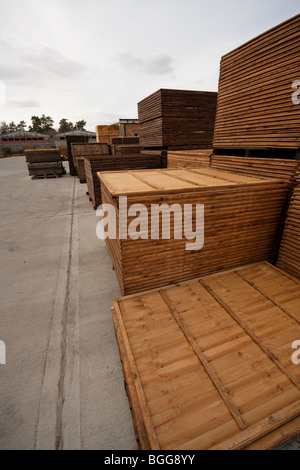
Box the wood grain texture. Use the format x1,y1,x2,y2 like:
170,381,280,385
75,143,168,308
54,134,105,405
99,168,288,294
138,89,217,148
213,15,300,150
112,262,300,449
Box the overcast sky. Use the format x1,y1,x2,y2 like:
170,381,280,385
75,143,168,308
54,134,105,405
0,0,299,131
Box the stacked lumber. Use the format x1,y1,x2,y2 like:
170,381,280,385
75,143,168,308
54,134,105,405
85,153,164,209
71,143,110,168
138,89,217,148
168,149,213,168
111,137,140,145
210,155,300,184
99,167,288,294
96,124,119,144
213,15,300,150
277,172,300,278
76,158,86,183
25,149,61,163
141,149,167,168
112,261,300,450
111,144,142,156
57,146,68,158
25,149,65,179
66,135,89,175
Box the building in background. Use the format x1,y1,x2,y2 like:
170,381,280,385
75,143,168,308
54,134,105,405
0,131,50,153
53,130,97,147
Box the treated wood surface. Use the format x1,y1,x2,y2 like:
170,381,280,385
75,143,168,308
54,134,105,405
25,149,61,163
277,184,300,278
66,135,89,175
138,89,217,148
85,153,164,209
213,15,300,150
112,261,300,450
99,168,288,294
167,149,213,168
210,155,300,184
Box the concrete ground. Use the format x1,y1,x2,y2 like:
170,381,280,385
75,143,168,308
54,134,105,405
0,156,137,450
0,156,299,450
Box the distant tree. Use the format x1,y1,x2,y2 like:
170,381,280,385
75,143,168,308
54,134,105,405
29,115,55,134
8,121,17,132
58,118,74,133
16,120,27,131
74,120,86,131
0,121,9,134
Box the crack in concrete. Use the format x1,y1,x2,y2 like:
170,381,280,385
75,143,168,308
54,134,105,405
55,178,76,450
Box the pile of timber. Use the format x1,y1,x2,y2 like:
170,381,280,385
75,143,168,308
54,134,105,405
168,149,213,168
111,137,140,145
57,146,68,159
76,159,86,183
213,14,300,151
66,135,89,175
141,149,167,168
112,261,300,450
96,124,119,144
25,149,65,179
86,153,164,209
138,89,218,148
111,144,142,156
210,155,300,184
277,173,300,278
99,167,288,294
71,143,110,183
209,155,300,263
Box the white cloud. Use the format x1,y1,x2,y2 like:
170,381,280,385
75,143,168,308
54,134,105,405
116,52,175,75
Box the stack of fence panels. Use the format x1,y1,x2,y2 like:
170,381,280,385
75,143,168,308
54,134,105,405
277,171,300,278
71,143,110,183
99,167,288,294
111,260,300,450
138,89,218,148
85,153,164,209
66,135,89,175
168,149,213,168
111,145,142,156
141,149,167,168
210,155,300,183
25,149,65,179
111,137,140,145
210,155,300,262
213,14,300,151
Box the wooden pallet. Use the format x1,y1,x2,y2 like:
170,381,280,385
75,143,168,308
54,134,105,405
138,89,217,148
112,261,300,450
99,167,288,295
27,161,66,179
213,14,300,150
